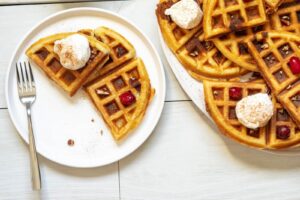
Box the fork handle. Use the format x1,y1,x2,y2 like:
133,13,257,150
26,104,41,190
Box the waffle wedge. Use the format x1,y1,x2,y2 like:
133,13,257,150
156,0,202,53
204,81,269,148
265,0,284,13
79,27,136,82
176,31,248,80
269,101,300,149
26,32,110,96
212,25,270,72
85,58,153,141
212,1,300,72
92,27,136,77
203,0,267,39
246,31,300,127
270,0,300,34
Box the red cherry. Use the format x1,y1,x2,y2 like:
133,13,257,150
119,91,136,107
229,87,242,100
289,56,300,74
276,126,290,140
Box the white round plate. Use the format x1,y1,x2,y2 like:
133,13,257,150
5,8,166,168
158,28,300,156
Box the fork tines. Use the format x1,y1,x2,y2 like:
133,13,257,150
16,61,35,93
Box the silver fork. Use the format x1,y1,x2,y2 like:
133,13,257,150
16,61,41,190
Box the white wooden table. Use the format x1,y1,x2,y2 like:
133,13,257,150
2,0,300,199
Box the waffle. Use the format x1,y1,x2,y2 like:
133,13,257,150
203,0,267,39
26,32,110,96
79,27,136,83
265,0,284,13
246,31,300,127
269,101,300,149
270,0,300,34
212,1,300,72
212,25,269,72
156,0,202,53
204,80,269,148
85,58,153,141
176,32,247,80
204,80,300,149
176,31,248,79
92,27,136,77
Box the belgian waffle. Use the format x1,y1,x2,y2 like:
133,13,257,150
156,0,202,53
26,32,110,96
265,0,284,13
269,101,300,149
156,0,247,79
270,0,300,34
211,1,300,72
203,0,267,39
204,80,269,148
212,25,270,72
176,31,248,79
92,27,136,77
85,58,153,141
79,27,136,83
246,31,300,127
204,80,300,149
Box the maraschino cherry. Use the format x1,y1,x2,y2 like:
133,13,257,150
229,87,242,100
276,125,290,140
289,56,300,74
119,91,136,107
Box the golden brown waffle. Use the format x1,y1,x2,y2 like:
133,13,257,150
204,80,300,149
270,0,300,34
26,32,110,96
176,31,248,79
212,25,269,72
246,31,300,127
204,80,269,148
79,27,136,82
265,0,284,13
203,0,267,39
85,58,153,141
269,101,300,149
212,1,300,72
156,0,202,53
92,27,136,77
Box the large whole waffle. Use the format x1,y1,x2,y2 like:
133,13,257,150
204,80,300,149
85,58,154,141
203,0,267,39
156,0,247,80
26,32,110,96
156,0,300,149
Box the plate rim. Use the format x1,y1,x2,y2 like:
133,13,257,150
5,7,166,168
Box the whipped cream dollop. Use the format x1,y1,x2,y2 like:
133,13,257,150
54,34,91,70
236,93,274,129
165,0,203,29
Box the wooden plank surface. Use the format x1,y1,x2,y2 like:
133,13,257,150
3,0,300,200
0,109,120,199
119,101,300,200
